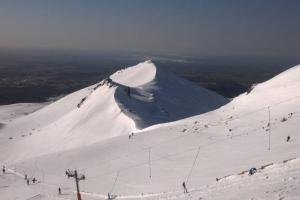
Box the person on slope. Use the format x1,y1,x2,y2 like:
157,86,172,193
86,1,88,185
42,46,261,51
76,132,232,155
287,136,291,142
58,187,62,195
2,165,5,173
248,167,257,175
182,181,188,193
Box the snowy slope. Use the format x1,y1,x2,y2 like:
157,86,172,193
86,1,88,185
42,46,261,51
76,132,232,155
0,60,227,162
0,63,300,200
0,103,48,122
112,60,228,128
110,61,157,87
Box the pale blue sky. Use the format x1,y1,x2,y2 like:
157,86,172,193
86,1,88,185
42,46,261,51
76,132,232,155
0,0,299,58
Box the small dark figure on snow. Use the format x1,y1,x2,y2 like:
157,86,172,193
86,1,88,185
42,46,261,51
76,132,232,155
287,136,291,142
2,165,5,174
58,187,62,195
126,87,131,97
65,170,69,177
27,179,30,185
25,174,28,180
129,135,131,139
182,181,188,193
108,192,111,200
248,167,257,175
32,177,36,183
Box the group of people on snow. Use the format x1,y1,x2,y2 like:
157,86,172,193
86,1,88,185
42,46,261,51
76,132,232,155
128,132,135,139
2,165,37,185
25,174,37,185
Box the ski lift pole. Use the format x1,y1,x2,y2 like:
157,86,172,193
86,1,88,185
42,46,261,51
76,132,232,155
149,147,152,178
268,106,271,151
75,170,82,200
186,147,200,184
111,171,120,194
65,169,85,200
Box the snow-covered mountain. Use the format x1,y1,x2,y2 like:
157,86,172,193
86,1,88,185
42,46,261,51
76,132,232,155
0,60,227,161
0,62,300,200
112,61,228,128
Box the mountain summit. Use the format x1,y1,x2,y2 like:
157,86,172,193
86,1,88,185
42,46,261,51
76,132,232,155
111,60,228,128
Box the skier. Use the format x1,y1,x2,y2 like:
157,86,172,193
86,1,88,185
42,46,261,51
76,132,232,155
108,192,111,200
182,181,188,193
25,174,28,180
32,177,36,183
2,165,5,174
27,179,30,185
287,136,291,142
58,187,62,195
248,167,257,175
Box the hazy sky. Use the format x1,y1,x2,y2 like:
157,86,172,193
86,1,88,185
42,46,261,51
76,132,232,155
0,0,299,58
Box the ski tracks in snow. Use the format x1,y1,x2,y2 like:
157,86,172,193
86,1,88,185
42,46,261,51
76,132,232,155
78,158,300,200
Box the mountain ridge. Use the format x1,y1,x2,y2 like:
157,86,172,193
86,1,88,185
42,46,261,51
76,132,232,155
0,60,228,161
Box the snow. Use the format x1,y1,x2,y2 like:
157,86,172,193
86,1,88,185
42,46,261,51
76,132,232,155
0,61,227,161
110,60,156,87
0,61,300,200
0,103,47,122
257,64,300,89
113,61,228,128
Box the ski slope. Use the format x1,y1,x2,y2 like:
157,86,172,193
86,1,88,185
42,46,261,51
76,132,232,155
0,62,300,200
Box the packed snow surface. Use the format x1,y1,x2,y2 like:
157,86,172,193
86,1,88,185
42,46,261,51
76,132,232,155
110,60,157,87
0,103,47,122
0,61,300,200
